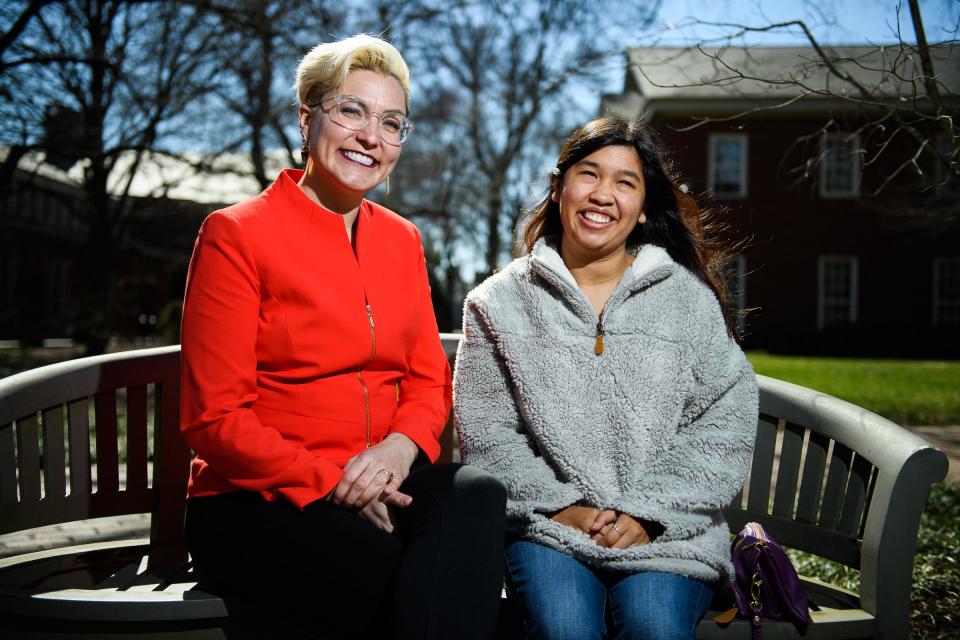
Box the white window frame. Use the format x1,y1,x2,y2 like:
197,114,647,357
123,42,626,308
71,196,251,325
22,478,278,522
817,255,859,329
819,133,861,199
933,257,960,325
708,134,748,199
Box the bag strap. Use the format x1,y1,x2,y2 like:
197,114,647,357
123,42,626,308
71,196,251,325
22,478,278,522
749,570,764,640
713,550,765,639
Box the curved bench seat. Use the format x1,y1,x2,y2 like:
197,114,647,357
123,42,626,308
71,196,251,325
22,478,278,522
0,341,948,639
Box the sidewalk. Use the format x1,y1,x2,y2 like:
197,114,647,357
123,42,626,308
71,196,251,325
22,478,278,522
908,426,960,481
1,427,958,559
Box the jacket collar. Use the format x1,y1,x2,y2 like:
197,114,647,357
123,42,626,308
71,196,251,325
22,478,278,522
529,237,675,298
267,168,373,227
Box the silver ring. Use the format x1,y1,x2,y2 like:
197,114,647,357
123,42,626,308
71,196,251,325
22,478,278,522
612,523,623,535
375,468,394,483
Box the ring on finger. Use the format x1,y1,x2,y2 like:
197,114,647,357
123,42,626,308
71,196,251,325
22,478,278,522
612,523,623,535
375,468,394,483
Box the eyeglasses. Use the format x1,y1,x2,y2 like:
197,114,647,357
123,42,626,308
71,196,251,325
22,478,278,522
312,95,413,145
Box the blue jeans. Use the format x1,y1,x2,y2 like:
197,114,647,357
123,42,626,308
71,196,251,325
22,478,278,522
504,539,715,640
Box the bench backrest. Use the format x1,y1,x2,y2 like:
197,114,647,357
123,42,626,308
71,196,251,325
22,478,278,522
728,375,947,638
0,341,948,637
0,346,188,553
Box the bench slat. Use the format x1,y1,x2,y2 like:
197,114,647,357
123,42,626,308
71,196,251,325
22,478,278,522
0,491,153,533
795,430,829,524
42,405,67,499
150,379,189,552
67,397,91,496
17,414,42,503
126,385,149,493
731,486,744,510
746,414,778,513
726,509,862,567
838,452,873,535
819,441,854,528
0,423,16,504
858,466,878,539
94,391,120,495
772,421,804,517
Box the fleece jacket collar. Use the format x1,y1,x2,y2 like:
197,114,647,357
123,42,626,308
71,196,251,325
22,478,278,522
528,238,675,317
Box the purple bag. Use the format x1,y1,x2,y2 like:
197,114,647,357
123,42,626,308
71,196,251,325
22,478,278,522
718,522,811,639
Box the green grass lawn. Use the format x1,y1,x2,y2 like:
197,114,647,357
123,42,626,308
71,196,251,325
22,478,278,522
747,353,960,426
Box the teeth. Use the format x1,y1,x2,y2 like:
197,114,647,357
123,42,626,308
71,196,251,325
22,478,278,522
344,150,375,166
583,211,611,223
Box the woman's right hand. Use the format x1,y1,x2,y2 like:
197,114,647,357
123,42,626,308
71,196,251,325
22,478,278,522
550,505,603,533
332,433,419,511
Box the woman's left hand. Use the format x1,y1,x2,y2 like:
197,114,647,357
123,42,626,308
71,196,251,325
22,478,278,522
331,433,420,511
358,498,397,533
592,513,653,549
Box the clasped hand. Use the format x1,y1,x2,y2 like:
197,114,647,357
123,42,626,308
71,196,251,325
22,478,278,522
329,433,419,532
550,505,654,549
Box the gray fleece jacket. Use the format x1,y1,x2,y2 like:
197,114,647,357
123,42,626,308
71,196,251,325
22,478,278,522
453,239,758,583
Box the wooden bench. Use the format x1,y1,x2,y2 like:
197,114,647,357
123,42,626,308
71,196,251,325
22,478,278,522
0,338,948,639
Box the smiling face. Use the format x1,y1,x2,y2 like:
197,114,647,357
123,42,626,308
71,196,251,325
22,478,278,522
299,68,405,211
554,144,647,261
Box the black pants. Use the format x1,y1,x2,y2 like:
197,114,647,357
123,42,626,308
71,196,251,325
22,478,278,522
185,462,506,640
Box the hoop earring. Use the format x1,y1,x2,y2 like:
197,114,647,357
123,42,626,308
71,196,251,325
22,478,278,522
300,143,309,163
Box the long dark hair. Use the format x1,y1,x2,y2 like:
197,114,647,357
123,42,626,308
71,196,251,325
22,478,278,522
519,115,742,339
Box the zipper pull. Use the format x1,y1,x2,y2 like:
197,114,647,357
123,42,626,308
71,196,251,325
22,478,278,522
594,320,604,356
366,304,374,328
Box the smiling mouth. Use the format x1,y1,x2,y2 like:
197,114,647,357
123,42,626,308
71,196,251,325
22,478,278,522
580,210,613,225
341,149,378,167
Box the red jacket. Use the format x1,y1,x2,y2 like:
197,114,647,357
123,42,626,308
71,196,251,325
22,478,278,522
180,169,451,509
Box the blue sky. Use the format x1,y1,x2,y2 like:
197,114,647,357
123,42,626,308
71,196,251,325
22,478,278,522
644,0,958,46
577,1,958,123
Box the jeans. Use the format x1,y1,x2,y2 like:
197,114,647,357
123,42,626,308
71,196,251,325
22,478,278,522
504,539,715,640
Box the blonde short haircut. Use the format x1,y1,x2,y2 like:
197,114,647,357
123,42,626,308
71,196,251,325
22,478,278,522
293,34,411,111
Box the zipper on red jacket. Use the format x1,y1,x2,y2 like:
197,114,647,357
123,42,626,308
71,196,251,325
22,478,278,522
357,302,376,448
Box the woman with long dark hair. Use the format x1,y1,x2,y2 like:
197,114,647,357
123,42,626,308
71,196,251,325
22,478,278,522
454,116,758,640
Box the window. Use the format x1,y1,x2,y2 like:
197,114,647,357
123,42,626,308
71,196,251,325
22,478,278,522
709,134,747,199
817,256,858,329
934,258,960,325
819,133,861,198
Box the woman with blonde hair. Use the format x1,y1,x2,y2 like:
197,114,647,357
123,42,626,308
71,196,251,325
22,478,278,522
180,34,505,639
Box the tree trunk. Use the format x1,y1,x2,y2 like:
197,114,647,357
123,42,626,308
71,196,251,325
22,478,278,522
80,0,116,355
251,4,273,190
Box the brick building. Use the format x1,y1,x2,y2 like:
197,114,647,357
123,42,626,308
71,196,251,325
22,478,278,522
602,45,959,356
